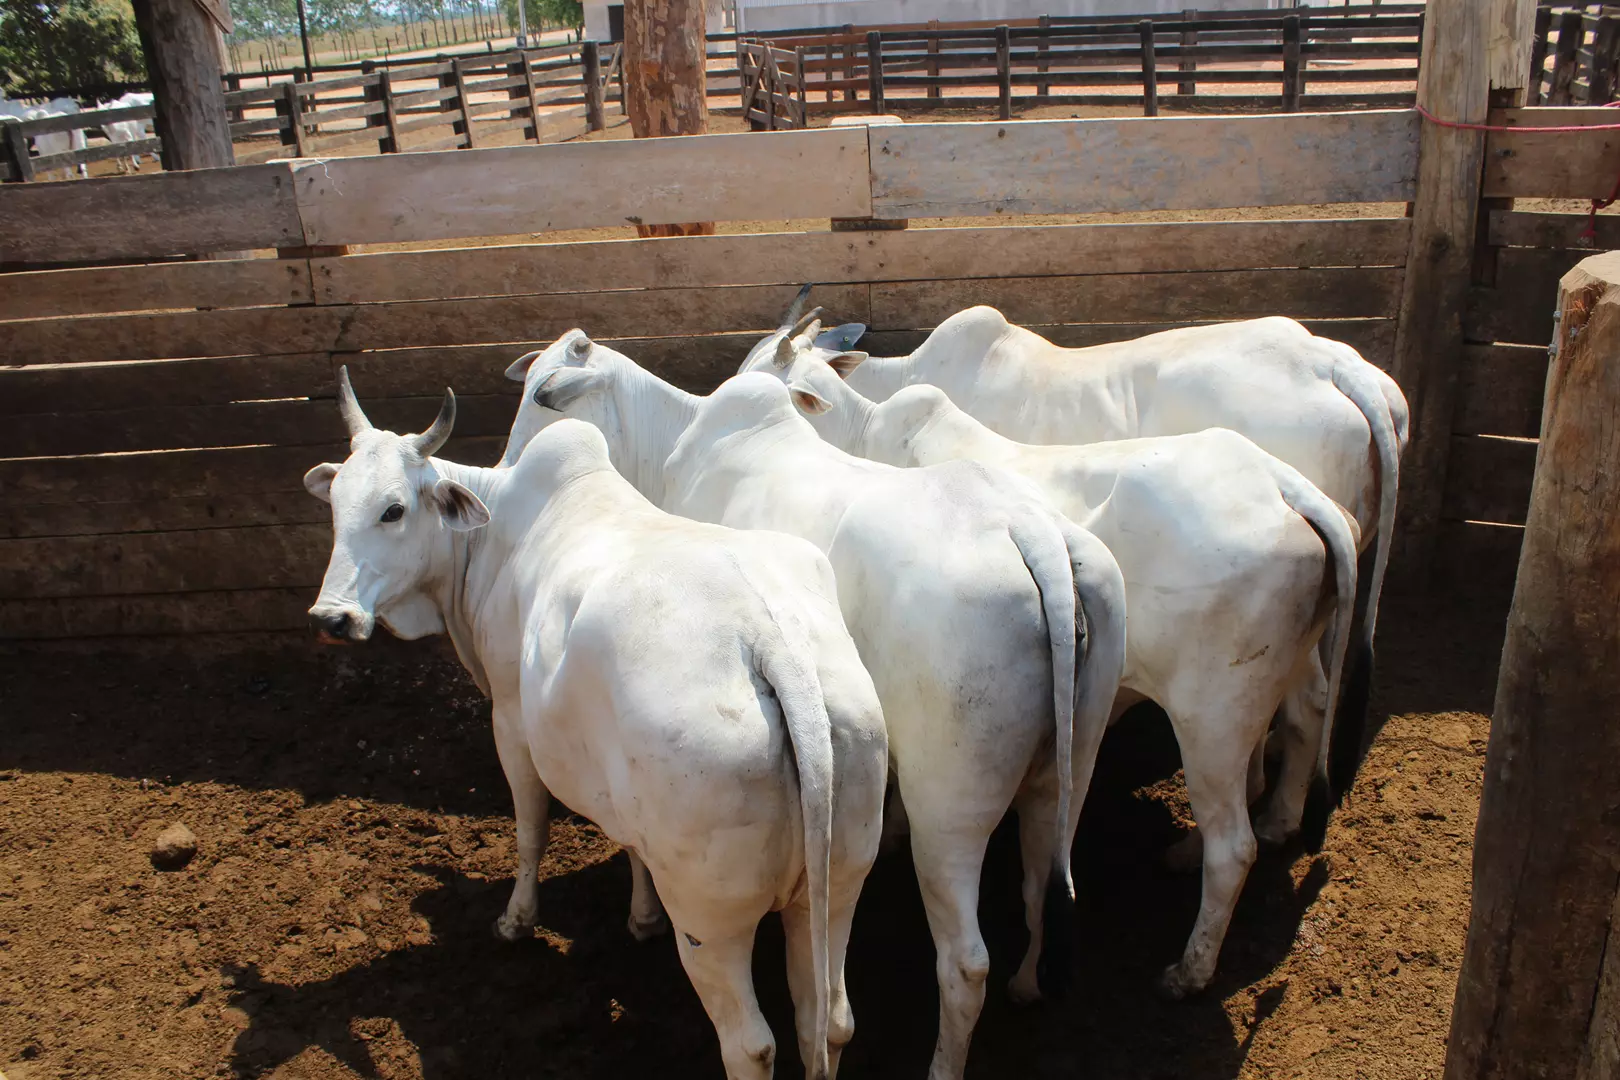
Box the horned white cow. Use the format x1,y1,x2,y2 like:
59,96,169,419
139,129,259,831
99,92,155,172
26,97,88,178
757,339,1362,997
305,371,888,1080
503,334,1128,1080
742,297,1406,671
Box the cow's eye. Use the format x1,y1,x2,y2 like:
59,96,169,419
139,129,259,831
380,504,404,523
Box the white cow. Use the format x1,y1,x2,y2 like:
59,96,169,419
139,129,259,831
742,297,1406,673
503,334,1128,1080
757,339,1361,997
99,92,156,172
26,97,88,178
305,371,889,1080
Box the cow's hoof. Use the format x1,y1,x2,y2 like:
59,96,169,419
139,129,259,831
627,911,669,943
1007,971,1043,1006
1156,963,1205,1001
1253,815,1295,849
492,912,533,942
1162,828,1204,873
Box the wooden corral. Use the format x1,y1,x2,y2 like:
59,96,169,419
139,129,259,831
0,0,1607,646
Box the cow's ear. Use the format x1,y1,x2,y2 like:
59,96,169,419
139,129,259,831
825,351,868,380
531,366,603,411
504,349,541,382
788,382,832,416
304,462,340,503
815,323,866,352
431,478,490,531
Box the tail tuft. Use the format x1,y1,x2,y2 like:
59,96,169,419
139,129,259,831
1036,863,1076,1000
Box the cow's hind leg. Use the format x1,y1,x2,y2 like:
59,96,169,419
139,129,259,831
1255,646,1328,847
672,916,776,1080
1158,702,1264,999
782,877,861,1077
494,703,551,941
909,826,993,1080
626,849,669,941
1008,774,1062,1005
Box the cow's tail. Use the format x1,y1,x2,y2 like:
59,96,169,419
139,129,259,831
1326,350,1402,649
755,612,835,1080
1272,465,1361,796
1008,509,1125,999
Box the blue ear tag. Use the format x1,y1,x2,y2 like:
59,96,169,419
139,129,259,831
684,932,703,948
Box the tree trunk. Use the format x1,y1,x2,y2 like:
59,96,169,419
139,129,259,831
131,0,236,172
623,0,714,237
1444,250,1620,1079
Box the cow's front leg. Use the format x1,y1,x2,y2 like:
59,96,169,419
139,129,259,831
626,849,669,941
492,702,550,942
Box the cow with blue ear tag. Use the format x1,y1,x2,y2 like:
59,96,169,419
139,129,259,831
303,366,887,1080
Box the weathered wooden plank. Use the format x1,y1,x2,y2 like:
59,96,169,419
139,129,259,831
1466,247,1586,344
0,353,331,417
1482,107,1620,199
291,127,870,245
0,163,304,263
1455,344,1549,439
0,284,873,365
0,437,506,508
0,491,330,541
1441,433,1538,525
870,266,1402,327
0,392,521,459
0,258,312,322
1431,518,1524,604
0,522,333,599
0,587,314,639
1488,209,1620,250
312,217,1412,305
867,109,1420,218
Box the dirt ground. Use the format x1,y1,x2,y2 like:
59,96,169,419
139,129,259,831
0,579,1505,1080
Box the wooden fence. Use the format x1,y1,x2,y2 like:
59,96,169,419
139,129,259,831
0,94,1608,641
746,6,1424,117
0,103,159,183
1527,5,1620,105
739,41,809,129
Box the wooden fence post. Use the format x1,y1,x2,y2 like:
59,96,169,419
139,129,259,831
224,72,244,123
452,57,478,148
1444,250,1620,1080
1282,14,1303,111
867,30,885,114
795,45,808,127
378,69,401,152
1527,4,1551,105
928,20,942,100
504,53,529,132
1037,14,1051,101
361,60,385,136
1139,20,1158,117
1549,9,1584,106
842,24,857,103
824,41,836,102
582,39,605,132
1178,8,1198,97
1387,0,1487,581
996,25,1012,121
1590,14,1620,105
277,80,310,156
1,121,35,183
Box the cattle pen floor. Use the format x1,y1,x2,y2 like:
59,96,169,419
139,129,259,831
0,585,1502,1080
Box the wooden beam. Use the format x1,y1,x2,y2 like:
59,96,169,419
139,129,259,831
0,163,303,263
1487,0,1537,92
866,110,1419,219
1387,0,1489,580
1440,434,1537,525
289,127,870,245
0,588,315,639
1445,250,1620,1080
1455,344,1549,438
0,258,311,321
1483,108,1620,199
130,0,235,171
0,353,331,416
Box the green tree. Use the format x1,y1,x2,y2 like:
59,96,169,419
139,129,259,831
499,0,580,34
0,0,144,94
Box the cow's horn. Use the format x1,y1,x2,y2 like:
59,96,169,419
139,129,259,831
773,336,796,369
412,388,457,457
781,283,814,329
795,317,824,347
336,365,373,437
790,306,825,339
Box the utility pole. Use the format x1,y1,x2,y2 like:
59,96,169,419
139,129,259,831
295,0,314,70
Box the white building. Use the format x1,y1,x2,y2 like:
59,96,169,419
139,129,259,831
583,0,1287,42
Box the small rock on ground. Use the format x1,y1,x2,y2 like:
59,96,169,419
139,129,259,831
150,823,198,871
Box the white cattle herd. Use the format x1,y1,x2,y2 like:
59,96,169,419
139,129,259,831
0,91,155,179
304,290,1406,1080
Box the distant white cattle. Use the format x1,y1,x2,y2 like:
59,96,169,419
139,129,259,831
504,334,1128,1080
742,297,1405,670
25,97,88,178
99,91,156,172
305,372,888,1079
758,337,1362,997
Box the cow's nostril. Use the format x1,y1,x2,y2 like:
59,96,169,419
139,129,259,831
310,611,351,639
